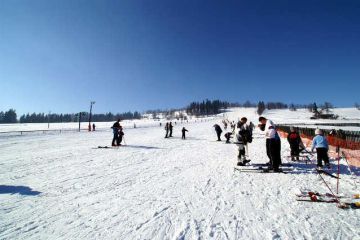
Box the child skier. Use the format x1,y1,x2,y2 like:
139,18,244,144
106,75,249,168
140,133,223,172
311,129,330,169
224,132,233,143
287,127,304,161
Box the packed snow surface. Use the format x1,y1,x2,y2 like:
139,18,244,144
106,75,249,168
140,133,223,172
1,108,360,239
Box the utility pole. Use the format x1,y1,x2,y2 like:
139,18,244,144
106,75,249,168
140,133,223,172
48,111,51,129
88,101,95,131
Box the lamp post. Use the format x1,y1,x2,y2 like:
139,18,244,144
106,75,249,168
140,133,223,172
88,101,95,131
48,111,51,129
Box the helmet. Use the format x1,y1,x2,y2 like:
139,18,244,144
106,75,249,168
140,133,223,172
315,129,322,135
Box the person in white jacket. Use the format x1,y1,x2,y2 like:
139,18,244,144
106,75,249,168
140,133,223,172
258,116,282,171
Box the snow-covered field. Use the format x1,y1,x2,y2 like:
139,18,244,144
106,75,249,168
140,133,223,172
1,108,360,239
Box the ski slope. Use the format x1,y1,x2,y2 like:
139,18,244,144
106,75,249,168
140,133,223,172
1,109,360,239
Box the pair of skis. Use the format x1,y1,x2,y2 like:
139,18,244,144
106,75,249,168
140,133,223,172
234,165,292,174
296,191,360,209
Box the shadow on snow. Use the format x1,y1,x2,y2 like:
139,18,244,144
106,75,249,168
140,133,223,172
0,185,41,196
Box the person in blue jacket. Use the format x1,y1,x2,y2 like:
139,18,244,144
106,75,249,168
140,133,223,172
311,129,330,169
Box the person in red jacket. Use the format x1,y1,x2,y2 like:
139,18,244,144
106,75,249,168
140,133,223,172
287,127,304,161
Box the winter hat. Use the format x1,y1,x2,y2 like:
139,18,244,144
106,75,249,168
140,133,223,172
315,129,322,135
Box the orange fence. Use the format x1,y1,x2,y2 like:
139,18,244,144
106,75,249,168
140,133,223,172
278,130,360,168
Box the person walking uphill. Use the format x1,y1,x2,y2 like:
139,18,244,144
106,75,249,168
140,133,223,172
111,119,121,146
312,129,330,169
258,116,281,172
181,127,188,139
213,124,223,141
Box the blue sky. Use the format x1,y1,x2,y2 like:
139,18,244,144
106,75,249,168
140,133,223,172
1,0,359,115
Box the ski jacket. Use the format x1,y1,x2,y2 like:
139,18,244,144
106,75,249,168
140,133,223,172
311,135,329,151
214,124,222,133
265,120,279,140
287,132,301,146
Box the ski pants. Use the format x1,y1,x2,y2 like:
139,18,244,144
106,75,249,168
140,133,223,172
238,143,246,159
112,132,120,146
216,131,222,141
290,144,300,158
267,138,281,170
316,148,329,167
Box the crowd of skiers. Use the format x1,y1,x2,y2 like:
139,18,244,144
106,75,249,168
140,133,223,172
213,116,330,172
110,115,330,171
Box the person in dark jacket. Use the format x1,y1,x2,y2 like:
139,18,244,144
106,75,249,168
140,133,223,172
224,132,233,143
92,123,96,131
181,127,188,139
169,122,173,137
213,124,223,141
111,119,121,146
118,126,125,145
164,122,169,138
287,127,303,161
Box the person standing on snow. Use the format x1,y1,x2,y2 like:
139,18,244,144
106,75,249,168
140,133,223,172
169,122,174,137
258,116,281,172
213,124,223,141
118,126,125,145
164,122,169,138
111,119,121,146
311,129,330,169
235,117,252,166
181,127,188,139
287,127,304,161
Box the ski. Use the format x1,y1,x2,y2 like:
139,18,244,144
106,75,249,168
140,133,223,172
316,169,340,179
234,167,290,174
296,191,342,198
296,198,338,203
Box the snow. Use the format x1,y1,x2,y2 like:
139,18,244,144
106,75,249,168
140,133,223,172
1,108,360,239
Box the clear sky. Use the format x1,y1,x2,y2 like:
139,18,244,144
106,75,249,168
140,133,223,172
1,0,359,115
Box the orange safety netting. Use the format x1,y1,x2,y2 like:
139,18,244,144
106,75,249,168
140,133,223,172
278,130,360,167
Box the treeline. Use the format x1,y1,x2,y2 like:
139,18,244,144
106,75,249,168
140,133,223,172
0,109,142,124
257,101,336,115
0,109,17,124
186,99,241,116
18,111,142,123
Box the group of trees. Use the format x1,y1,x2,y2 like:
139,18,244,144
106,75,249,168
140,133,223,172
18,111,142,123
257,101,336,116
185,99,240,116
0,109,17,124
0,109,142,124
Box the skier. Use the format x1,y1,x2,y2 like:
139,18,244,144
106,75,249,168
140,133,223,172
213,124,223,141
164,122,169,138
258,116,281,172
111,119,121,146
287,127,304,161
311,129,330,169
118,126,125,145
235,117,252,166
181,127,188,139
224,132,233,143
169,122,173,137
92,123,96,131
